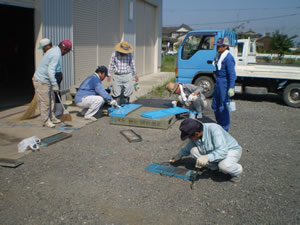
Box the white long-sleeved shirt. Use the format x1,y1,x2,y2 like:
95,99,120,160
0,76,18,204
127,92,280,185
34,46,62,86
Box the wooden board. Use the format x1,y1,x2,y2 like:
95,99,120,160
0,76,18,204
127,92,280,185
0,158,24,168
145,163,194,181
110,107,177,130
41,132,72,147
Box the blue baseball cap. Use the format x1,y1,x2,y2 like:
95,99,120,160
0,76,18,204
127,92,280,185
95,66,108,76
179,118,203,140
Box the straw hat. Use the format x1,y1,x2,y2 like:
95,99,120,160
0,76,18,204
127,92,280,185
166,82,179,96
115,41,134,54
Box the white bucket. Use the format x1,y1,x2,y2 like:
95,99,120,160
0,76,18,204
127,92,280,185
226,101,236,112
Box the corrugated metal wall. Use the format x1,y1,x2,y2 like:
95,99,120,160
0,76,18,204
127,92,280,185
97,0,121,67
42,0,74,91
73,0,98,84
0,0,34,8
135,0,156,75
73,0,121,84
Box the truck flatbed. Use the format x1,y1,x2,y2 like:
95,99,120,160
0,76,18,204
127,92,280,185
236,64,300,80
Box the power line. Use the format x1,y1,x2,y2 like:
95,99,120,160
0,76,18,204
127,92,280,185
187,13,300,26
164,7,300,13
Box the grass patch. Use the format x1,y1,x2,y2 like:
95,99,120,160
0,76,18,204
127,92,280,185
161,55,176,72
145,77,175,98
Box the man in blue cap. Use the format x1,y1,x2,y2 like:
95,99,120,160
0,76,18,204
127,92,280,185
75,66,119,122
170,118,243,182
212,37,236,131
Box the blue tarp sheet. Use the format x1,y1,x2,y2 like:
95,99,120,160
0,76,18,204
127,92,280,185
140,107,192,119
109,104,142,118
145,163,193,181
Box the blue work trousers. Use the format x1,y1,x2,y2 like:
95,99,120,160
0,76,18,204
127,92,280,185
211,78,230,131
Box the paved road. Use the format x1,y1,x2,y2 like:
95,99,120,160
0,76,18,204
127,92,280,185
0,94,299,225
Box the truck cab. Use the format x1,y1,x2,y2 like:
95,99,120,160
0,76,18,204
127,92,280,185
175,30,238,97
175,30,300,107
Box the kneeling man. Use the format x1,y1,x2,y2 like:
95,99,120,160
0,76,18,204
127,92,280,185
170,118,243,182
75,66,118,121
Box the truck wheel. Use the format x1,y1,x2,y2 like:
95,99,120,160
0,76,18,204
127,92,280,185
283,83,300,108
194,76,214,98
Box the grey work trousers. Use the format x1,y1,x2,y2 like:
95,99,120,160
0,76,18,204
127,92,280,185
112,73,134,98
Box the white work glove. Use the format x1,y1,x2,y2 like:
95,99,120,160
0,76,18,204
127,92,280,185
195,155,209,168
188,94,198,102
184,101,191,107
52,85,59,92
169,154,182,163
171,101,177,107
228,88,235,97
110,99,120,107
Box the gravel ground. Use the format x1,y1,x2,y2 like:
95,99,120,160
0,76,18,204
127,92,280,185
0,93,299,225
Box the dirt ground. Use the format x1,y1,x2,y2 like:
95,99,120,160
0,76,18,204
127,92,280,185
0,93,299,225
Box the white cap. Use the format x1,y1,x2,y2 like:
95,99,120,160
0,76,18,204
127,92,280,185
38,38,51,49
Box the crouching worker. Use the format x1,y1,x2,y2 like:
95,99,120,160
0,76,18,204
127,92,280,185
75,66,119,122
170,118,243,182
166,82,207,119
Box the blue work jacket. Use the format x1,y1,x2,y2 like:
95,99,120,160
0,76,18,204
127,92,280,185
216,52,236,89
75,73,112,104
178,123,242,162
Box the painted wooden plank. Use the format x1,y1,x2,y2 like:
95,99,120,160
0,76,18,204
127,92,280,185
41,132,72,147
140,107,191,119
109,104,142,118
145,163,193,181
0,158,24,168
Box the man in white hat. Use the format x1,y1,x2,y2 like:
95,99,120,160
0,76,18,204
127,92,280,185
38,38,63,118
38,38,52,54
108,41,139,105
33,40,72,128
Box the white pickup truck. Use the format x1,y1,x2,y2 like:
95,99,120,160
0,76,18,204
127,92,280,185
235,38,300,107
175,30,300,108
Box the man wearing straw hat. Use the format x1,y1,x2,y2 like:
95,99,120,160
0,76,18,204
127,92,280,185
166,82,207,119
108,41,139,105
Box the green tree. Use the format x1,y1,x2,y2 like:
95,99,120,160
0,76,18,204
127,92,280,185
270,30,297,62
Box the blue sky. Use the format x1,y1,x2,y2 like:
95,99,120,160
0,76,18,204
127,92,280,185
163,0,300,44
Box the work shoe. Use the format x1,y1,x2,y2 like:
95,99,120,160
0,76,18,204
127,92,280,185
85,117,97,122
52,117,61,124
230,175,242,183
44,120,55,128
102,109,109,116
76,112,84,117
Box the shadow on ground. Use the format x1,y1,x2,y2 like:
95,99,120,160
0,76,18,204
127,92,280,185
233,93,285,106
171,157,231,183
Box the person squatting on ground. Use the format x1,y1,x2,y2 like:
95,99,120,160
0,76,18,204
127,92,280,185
108,41,139,105
166,82,207,119
75,66,119,122
212,37,236,131
33,40,72,128
38,38,64,118
170,118,243,183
